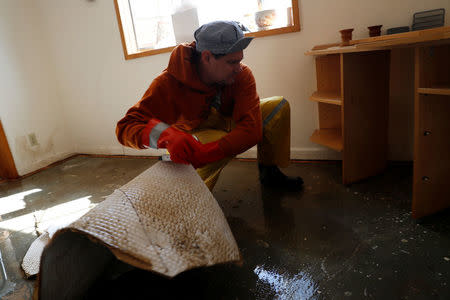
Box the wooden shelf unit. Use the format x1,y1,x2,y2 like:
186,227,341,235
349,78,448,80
310,51,390,184
412,44,450,218
307,28,450,218
310,54,343,155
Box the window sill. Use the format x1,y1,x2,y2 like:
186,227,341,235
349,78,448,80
123,24,300,60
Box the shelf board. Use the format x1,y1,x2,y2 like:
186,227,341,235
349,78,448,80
305,26,450,55
310,91,342,105
310,128,343,152
418,87,450,96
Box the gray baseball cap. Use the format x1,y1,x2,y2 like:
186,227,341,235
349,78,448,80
194,21,253,54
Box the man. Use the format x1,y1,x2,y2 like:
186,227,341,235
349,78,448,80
116,20,303,191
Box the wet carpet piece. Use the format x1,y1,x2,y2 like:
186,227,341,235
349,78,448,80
37,162,240,299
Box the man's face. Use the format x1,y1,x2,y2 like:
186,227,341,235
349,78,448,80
204,51,244,85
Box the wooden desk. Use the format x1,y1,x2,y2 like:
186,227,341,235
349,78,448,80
305,26,450,218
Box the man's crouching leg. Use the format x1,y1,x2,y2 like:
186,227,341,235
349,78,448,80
258,96,303,190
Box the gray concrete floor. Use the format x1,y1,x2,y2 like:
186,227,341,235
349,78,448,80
0,156,449,299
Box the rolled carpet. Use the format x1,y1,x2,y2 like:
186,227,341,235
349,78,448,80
35,161,240,300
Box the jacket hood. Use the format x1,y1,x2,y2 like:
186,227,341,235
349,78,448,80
166,42,214,93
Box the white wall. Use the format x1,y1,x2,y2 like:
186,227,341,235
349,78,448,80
36,0,167,157
2,0,449,175
0,0,71,176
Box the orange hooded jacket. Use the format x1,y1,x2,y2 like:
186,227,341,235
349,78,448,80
116,42,262,157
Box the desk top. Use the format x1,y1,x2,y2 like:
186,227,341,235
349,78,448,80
305,26,450,56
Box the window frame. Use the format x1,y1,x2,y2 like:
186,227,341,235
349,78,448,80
114,0,300,60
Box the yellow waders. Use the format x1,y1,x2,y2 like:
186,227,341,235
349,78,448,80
191,96,291,191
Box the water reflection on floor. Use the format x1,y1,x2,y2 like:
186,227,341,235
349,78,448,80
254,264,316,299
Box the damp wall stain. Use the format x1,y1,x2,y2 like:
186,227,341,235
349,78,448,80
13,133,57,174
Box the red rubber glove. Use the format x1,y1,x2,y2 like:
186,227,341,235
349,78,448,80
190,141,226,169
158,127,202,164
141,119,201,164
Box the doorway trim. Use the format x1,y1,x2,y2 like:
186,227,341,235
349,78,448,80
0,120,18,179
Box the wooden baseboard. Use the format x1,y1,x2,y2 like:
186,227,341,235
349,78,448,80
0,152,413,185
0,153,344,184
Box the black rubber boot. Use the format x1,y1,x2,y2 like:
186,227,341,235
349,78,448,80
258,164,304,190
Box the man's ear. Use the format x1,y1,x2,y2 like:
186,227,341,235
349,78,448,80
201,50,212,64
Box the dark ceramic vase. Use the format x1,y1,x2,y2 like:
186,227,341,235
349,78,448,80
339,28,354,46
368,25,382,37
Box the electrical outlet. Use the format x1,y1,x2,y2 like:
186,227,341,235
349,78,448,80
28,133,39,147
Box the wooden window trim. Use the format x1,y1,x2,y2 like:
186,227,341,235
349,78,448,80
114,0,300,60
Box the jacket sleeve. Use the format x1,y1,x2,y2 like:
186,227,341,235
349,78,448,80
116,76,175,149
218,67,262,156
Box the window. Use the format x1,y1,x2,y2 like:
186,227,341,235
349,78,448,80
114,0,300,59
